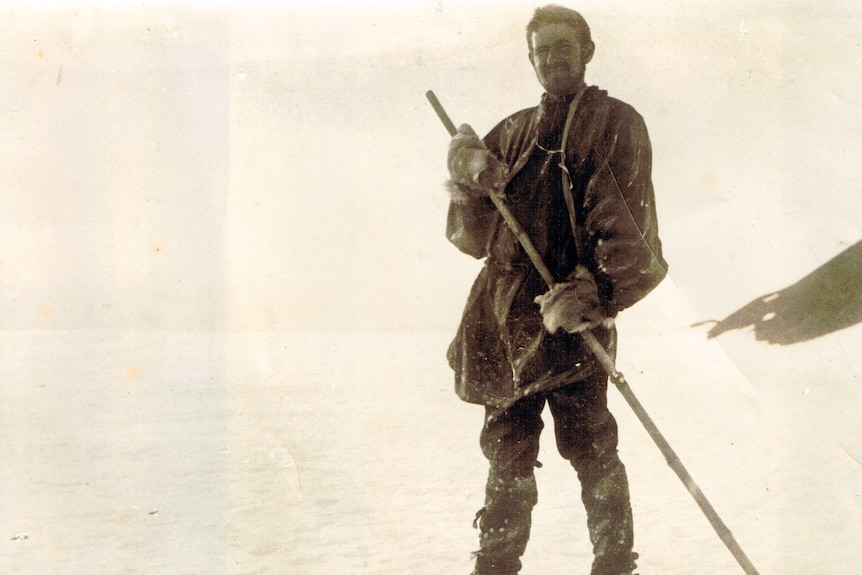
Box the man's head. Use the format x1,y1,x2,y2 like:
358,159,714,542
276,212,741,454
526,5,595,96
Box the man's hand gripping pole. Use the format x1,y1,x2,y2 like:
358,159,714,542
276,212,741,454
426,89,761,575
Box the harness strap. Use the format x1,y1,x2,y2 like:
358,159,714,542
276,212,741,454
559,87,588,265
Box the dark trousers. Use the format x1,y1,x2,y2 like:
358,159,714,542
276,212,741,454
473,373,637,575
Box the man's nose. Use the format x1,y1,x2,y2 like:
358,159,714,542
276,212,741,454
545,47,565,65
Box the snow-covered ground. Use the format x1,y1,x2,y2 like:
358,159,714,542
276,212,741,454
3,2,862,574
1,319,860,574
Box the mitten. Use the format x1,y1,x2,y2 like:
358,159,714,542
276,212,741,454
446,124,507,202
534,265,605,333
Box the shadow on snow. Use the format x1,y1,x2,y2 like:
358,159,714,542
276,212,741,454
704,240,862,345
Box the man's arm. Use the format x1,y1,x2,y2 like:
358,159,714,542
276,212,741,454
445,195,496,259
444,124,506,259
584,107,668,315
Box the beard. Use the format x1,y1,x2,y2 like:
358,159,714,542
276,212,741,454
537,64,584,95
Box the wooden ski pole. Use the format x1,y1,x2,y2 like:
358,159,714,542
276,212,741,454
427,89,761,575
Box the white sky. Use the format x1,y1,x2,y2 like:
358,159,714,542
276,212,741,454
2,1,861,332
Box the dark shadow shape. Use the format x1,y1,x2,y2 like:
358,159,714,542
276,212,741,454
706,240,862,345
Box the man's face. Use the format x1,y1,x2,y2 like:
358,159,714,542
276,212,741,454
529,23,594,96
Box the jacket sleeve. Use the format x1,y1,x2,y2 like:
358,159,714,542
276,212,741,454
445,193,496,259
583,107,668,314
444,117,513,259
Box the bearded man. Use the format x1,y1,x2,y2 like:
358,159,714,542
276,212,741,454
444,5,668,575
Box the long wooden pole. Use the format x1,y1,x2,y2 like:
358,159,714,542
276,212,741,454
427,89,760,575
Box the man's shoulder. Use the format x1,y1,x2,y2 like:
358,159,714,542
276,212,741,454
483,105,539,147
499,105,539,126
584,86,642,120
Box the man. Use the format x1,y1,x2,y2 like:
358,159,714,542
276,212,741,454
444,5,668,575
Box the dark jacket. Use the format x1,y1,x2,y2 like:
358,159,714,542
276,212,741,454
446,86,668,407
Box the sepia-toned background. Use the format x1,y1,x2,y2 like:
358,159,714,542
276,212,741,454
2,1,861,573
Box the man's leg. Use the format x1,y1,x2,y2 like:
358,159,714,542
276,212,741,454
473,393,545,575
549,375,638,575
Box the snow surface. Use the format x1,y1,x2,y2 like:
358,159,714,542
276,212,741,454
1,324,861,574
2,2,862,574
